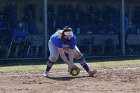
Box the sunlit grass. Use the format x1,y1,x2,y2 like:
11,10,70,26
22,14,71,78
0,65,45,72
0,59,140,72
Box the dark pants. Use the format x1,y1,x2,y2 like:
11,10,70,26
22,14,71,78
117,32,129,53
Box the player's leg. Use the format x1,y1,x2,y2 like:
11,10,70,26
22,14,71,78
74,46,97,77
44,40,59,77
64,48,80,74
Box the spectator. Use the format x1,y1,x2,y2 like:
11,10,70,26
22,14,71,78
13,22,29,42
118,15,129,51
111,15,129,53
12,21,30,57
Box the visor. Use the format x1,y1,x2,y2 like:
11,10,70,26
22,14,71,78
64,31,73,36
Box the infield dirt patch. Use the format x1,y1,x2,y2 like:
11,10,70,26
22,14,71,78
0,66,140,93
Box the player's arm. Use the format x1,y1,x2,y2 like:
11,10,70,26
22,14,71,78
68,37,76,63
68,48,74,63
57,47,73,67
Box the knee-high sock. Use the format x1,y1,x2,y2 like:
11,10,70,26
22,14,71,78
46,60,54,72
77,56,89,72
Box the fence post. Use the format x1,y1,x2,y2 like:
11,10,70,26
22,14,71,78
44,0,48,59
121,0,126,55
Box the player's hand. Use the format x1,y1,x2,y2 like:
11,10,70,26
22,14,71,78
72,65,80,70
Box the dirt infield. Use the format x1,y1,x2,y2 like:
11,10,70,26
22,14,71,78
0,66,140,93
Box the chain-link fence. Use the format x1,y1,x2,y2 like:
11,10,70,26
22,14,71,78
47,0,140,57
0,0,44,60
0,0,140,61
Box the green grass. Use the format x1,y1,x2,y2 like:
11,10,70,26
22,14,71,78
0,65,45,72
0,60,140,72
91,60,140,68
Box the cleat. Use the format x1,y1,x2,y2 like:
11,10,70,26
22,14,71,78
43,72,49,78
88,69,97,77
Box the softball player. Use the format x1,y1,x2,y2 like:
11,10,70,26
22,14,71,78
44,26,97,77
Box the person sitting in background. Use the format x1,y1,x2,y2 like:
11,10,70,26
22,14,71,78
115,15,129,52
13,22,29,42
12,21,30,57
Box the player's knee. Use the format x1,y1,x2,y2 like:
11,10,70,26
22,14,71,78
74,53,83,59
49,56,58,62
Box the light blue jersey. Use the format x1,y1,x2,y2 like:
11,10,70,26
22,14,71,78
50,31,77,49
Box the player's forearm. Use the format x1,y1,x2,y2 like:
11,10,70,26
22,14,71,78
68,49,74,62
57,48,73,67
60,53,73,67
59,52,69,63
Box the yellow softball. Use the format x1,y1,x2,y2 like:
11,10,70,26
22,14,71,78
71,69,78,76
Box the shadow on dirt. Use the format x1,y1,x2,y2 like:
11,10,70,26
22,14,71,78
47,76,88,81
